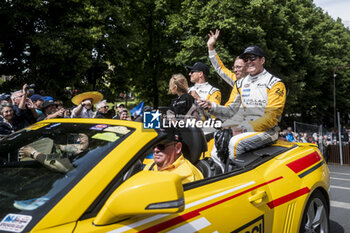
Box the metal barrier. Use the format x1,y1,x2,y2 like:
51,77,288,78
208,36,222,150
326,145,350,165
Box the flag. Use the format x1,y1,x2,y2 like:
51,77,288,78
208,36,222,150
129,101,144,117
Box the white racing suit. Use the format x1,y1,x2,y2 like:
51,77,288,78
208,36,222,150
209,69,286,169
188,82,221,104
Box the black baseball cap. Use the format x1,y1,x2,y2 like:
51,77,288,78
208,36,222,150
187,62,209,77
239,45,265,58
42,100,56,109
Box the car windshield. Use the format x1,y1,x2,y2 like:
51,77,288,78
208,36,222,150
0,122,134,220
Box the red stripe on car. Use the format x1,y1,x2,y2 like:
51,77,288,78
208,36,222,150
267,187,310,209
139,176,283,233
286,151,321,173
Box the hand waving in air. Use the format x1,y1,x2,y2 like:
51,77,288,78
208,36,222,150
207,29,220,51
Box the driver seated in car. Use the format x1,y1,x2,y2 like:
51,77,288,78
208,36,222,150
144,129,203,184
198,45,286,168
19,133,89,173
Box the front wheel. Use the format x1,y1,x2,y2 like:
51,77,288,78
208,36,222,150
299,190,329,233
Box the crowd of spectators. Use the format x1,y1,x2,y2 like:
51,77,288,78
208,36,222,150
279,127,320,144
279,126,350,146
0,85,141,136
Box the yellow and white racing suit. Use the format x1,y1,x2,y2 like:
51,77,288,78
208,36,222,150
208,49,237,88
208,49,243,124
209,69,286,164
188,82,221,105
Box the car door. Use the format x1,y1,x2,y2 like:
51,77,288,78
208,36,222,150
72,168,275,233
177,169,276,233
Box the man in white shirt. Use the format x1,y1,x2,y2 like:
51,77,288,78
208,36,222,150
71,91,103,118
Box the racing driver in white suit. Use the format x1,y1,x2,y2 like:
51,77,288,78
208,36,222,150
198,45,286,166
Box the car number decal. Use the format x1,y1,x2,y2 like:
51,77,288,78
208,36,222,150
0,214,32,233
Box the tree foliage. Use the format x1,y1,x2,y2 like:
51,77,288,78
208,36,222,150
1,0,350,127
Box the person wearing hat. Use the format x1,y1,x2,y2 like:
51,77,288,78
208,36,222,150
71,91,103,118
198,45,286,168
0,94,11,105
144,129,203,184
113,103,125,119
30,94,44,117
36,100,65,121
187,62,221,105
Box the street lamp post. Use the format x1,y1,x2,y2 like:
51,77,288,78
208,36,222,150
333,70,336,130
333,64,350,130
332,64,350,166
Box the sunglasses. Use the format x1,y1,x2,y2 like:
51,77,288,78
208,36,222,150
153,142,177,151
243,55,259,62
101,106,109,109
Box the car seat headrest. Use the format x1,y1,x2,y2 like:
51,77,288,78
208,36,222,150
178,127,207,164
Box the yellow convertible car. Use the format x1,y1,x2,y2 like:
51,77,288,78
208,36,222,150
0,118,329,233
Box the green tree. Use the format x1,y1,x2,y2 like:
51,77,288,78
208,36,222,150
1,0,350,127
0,0,132,104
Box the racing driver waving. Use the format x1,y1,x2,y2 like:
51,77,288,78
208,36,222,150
198,45,286,165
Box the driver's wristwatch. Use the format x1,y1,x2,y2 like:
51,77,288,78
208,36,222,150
30,150,37,159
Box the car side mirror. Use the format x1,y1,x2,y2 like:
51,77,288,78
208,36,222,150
94,170,185,226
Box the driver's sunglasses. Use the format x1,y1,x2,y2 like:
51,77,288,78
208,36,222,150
102,106,109,109
243,55,259,62
153,142,177,151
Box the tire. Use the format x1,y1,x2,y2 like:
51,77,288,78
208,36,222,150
299,189,330,233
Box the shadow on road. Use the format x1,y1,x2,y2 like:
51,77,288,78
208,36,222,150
331,220,345,233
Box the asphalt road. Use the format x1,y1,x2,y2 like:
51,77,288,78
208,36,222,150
328,164,350,233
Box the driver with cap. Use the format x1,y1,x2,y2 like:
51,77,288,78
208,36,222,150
144,128,203,184
71,91,103,118
187,62,221,105
198,45,286,167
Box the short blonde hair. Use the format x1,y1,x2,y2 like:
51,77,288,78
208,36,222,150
168,74,188,95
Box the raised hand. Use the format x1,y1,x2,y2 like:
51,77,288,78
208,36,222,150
207,29,220,51
22,84,30,95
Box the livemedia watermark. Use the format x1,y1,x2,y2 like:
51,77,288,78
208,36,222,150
143,110,222,129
